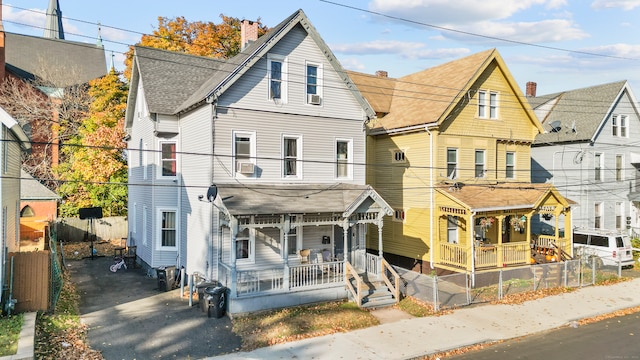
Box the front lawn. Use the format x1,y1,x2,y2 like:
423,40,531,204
0,312,23,356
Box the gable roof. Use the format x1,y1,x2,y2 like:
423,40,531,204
125,9,374,124
20,169,60,200
5,32,106,87
345,71,396,114
531,80,633,144
0,107,31,151
355,49,542,133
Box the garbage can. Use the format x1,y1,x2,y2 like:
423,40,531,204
196,281,217,312
204,286,228,318
157,266,176,292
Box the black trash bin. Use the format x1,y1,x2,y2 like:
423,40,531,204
157,266,176,292
196,281,217,312
204,286,227,318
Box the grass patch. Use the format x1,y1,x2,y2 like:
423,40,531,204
397,296,441,317
0,312,23,356
232,300,378,351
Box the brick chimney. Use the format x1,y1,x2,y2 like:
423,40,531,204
0,0,5,82
375,70,388,78
240,19,258,50
526,81,537,97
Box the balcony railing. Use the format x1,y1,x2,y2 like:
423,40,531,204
440,241,530,269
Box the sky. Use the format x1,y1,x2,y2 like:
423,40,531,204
3,0,640,96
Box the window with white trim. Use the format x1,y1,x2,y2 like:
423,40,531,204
447,148,458,179
235,228,254,263
612,114,628,137
489,92,498,119
159,209,177,248
268,54,287,103
283,135,301,178
477,90,498,119
159,141,176,177
506,151,515,179
393,150,406,163
142,206,148,246
594,153,603,181
234,131,256,177
394,209,405,222
594,202,602,229
336,138,352,179
132,203,137,234
306,62,322,105
143,142,148,180
447,216,458,244
286,215,300,256
616,202,624,230
616,154,624,182
475,150,485,178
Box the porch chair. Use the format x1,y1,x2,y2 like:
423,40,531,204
316,253,329,273
299,249,311,264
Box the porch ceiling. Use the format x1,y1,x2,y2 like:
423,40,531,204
216,183,377,215
437,183,560,212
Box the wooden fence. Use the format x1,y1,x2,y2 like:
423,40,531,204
5,251,50,312
55,216,128,242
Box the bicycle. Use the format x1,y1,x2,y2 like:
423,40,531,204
110,256,127,272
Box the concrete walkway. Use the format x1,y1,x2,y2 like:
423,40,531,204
0,312,36,360
207,278,640,360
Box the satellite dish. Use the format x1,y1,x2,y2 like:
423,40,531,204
549,120,562,133
206,184,218,202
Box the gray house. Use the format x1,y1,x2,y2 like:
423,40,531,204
0,107,32,307
124,9,394,314
530,81,640,234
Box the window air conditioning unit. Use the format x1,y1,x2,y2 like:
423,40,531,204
237,162,255,174
307,94,321,105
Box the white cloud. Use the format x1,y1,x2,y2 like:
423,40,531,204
3,4,46,32
580,43,640,58
338,58,367,71
450,19,589,44
331,40,469,60
591,0,640,10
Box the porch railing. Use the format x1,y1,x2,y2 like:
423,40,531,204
237,268,284,295
440,243,467,268
440,242,530,269
381,258,400,301
289,261,344,289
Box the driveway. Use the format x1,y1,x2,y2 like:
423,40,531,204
68,256,242,359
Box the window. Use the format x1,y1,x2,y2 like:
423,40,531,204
612,114,628,137
594,202,602,229
283,135,301,178
594,153,603,181
447,216,458,244
234,131,255,176
336,139,352,179
506,152,515,179
287,216,299,256
447,148,458,179
160,210,176,248
477,90,498,119
2,128,7,174
616,154,623,182
160,142,176,177
489,92,498,119
394,209,405,222
142,206,147,246
132,203,137,234
268,54,287,102
235,228,254,262
393,150,406,163
616,202,623,230
475,150,485,178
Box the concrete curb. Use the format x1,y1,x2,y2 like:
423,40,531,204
0,312,36,360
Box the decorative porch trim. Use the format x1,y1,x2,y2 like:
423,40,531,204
440,206,467,216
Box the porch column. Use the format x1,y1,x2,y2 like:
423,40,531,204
229,218,238,297
496,215,504,268
282,216,290,290
525,213,532,245
378,220,383,258
554,206,561,241
343,219,349,263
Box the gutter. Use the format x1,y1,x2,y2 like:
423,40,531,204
370,122,438,136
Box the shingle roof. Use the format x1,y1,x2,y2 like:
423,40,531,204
5,32,106,87
532,80,628,144
345,71,396,114
20,169,60,200
133,46,225,115
216,183,376,215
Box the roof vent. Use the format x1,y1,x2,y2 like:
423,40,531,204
549,120,562,133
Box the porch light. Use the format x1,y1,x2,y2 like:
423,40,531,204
521,215,526,222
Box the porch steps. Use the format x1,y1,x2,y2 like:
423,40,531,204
349,276,397,309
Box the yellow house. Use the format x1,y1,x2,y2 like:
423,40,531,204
349,49,572,275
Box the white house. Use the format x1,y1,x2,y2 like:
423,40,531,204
124,9,394,314
530,81,640,235
0,107,32,307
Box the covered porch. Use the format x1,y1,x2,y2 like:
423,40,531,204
209,183,395,314
435,183,572,272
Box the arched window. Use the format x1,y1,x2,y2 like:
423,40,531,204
21,205,35,217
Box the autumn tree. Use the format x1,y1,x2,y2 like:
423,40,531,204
123,14,268,79
55,68,128,217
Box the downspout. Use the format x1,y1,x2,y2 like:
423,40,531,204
425,126,435,268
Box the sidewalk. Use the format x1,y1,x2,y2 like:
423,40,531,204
207,278,640,360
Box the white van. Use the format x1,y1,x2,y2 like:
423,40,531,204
573,228,634,268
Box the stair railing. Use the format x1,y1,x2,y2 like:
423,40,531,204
380,258,400,302
344,261,363,307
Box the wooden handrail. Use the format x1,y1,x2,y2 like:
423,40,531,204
344,261,362,307
381,258,400,302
